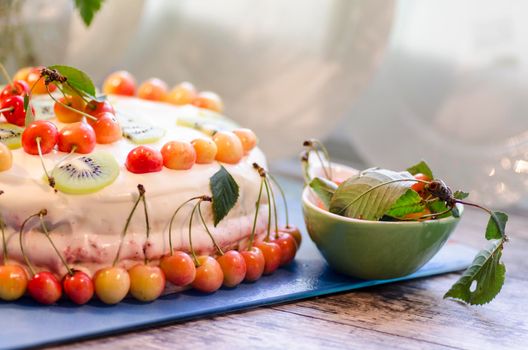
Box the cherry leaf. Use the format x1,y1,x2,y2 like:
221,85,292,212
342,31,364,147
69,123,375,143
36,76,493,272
454,190,469,200
406,160,434,179
385,189,424,218
48,65,96,98
23,94,34,127
74,0,104,26
485,211,508,240
309,177,337,209
444,239,505,305
210,166,239,227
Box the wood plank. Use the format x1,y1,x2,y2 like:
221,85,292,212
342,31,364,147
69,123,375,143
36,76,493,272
46,306,456,350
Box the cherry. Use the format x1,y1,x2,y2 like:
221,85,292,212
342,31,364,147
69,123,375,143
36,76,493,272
103,70,137,96
255,240,282,275
13,67,32,82
93,266,130,304
54,95,86,123
58,122,96,154
126,146,163,174
84,99,115,118
233,128,257,154
217,250,247,288
279,225,302,247
403,207,432,220
128,264,166,302
161,140,196,170
192,91,224,113
160,251,196,287
26,67,56,94
191,256,224,293
0,95,34,126
91,112,122,144
213,131,243,164
0,264,28,301
411,173,431,193
63,270,94,305
137,78,168,101
0,143,13,172
0,80,29,99
275,232,297,266
166,82,197,105
241,246,265,282
27,271,62,304
21,120,58,155
191,138,217,164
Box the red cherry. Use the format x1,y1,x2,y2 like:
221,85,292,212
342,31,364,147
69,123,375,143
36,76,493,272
63,270,94,305
160,251,196,287
241,247,265,282
255,241,282,275
217,250,247,288
411,173,431,193
275,233,298,266
85,99,115,118
21,120,58,155
58,122,96,154
126,145,163,174
91,112,122,144
27,271,62,304
191,256,224,293
0,95,34,126
279,225,302,247
0,80,30,99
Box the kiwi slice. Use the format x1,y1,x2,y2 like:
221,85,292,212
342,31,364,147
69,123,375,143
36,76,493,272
0,123,24,149
176,110,238,135
52,151,120,195
117,114,166,144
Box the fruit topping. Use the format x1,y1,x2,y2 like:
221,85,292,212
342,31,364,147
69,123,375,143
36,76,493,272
192,91,224,113
0,264,28,301
129,264,166,302
191,137,217,164
54,95,86,123
138,78,168,101
63,270,94,305
0,123,23,149
118,114,165,144
21,120,58,155
191,255,224,293
233,128,257,154
160,251,196,287
91,112,122,144
166,82,197,105
26,67,57,94
57,122,96,154
51,151,120,194
0,95,34,126
102,70,136,96
0,80,29,99
0,143,13,172
161,140,196,170
126,145,163,174
93,267,130,304
213,131,243,164
84,99,115,117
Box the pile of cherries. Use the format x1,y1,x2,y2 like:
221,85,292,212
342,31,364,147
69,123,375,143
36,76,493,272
0,174,301,305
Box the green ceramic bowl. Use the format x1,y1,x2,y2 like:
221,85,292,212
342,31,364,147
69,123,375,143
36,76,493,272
302,176,463,280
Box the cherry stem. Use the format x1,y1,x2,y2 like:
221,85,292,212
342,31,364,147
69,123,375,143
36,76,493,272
35,137,54,188
38,212,73,275
268,173,289,227
337,178,430,215
0,107,14,113
304,139,333,181
18,211,46,276
0,63,13,86
197,200,224,256
263,176,272,241
188,200,201,266
248,178,264,250
113,185,145,267
168,196,204,256
141,191,150,265
0,191,7,263
46,85,97,121
265,177,279,238
455,199,508,240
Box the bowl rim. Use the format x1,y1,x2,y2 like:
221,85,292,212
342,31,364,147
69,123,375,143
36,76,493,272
302,186,463,225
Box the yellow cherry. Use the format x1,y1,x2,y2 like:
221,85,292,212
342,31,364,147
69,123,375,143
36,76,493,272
93,266,130,304
213,131,243,164
233,128,257,154
191,137,217,164
0,143,13,172
128,264,166,302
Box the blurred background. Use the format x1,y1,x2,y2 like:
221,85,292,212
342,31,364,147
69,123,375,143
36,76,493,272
1,0,527,210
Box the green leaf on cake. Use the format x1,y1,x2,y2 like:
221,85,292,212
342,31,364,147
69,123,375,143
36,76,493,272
329,168,415,221
444,239,505,305
406,160,434,179
74,0,104,26
485,211,508,240
48,65,96,98
210,166,240,226
385,189,424,218
309,177,338,209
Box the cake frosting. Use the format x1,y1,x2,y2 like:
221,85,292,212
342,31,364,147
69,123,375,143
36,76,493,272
0,95,269,277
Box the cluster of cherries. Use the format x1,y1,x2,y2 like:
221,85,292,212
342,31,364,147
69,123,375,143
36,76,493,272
0,163,301,305
102,70,224,113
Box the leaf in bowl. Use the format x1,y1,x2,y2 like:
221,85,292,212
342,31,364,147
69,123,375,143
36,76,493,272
329,168,415,221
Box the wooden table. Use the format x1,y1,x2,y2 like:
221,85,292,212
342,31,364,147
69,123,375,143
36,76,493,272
47,177,528,350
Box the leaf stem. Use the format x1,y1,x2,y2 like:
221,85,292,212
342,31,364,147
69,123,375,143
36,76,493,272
455,200,508,240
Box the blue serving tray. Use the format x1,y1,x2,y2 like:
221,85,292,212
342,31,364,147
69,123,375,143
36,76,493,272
0,238,475,350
